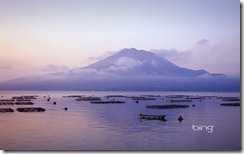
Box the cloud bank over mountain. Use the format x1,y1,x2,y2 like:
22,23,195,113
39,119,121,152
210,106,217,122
40,64,70,73
0,48,239,91
151,39,240,78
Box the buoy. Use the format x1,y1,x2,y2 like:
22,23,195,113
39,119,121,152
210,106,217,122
64,107,68,111
53,101,56,105
178,116,183,122
135,100,139,103
192,104,195,107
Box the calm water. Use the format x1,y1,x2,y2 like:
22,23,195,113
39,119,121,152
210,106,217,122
0,91,241,150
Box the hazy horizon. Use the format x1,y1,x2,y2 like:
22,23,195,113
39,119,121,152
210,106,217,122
0,0,240,82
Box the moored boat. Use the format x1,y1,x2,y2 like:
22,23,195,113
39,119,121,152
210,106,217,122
146,104,189,109
220,103,240,107
17,107,45,112
0,108,14,113
15,102,34,105
164,100,192,103
76,97,101,101
90,101,125,104
138,114,166,121
0,102,15,105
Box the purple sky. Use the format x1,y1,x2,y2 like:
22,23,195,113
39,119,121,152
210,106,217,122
0,0,240,81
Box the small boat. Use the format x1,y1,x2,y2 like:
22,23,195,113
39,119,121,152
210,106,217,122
165,95,187,98
12,96,37,100
15,102,34,105
76,97,101,101
17,107,45,112
186,97,205,100
106,95,125,98
16,99,31,102
222,98,240,101
220,103,240,107
164,100,192,103
138,114,166,121
0,108,14,113
90,101,125,104
130,96,156,100
62,95,85,98
178,116,183,122
146,105,189,109
0,99,14,102
0,102,15,105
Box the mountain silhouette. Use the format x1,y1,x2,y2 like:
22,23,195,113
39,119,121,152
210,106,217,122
72,48,222,77
0,48,238,91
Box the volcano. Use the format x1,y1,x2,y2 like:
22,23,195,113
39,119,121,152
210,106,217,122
0,48,239,91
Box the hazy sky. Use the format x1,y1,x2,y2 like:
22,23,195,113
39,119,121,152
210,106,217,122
0,0,240,82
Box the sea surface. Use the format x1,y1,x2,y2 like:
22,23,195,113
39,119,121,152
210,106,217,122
0,91,241,151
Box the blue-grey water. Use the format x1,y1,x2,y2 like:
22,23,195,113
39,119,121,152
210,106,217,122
0,91,240,150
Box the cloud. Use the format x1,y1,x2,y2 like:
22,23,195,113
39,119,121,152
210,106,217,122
40,64,70,72
151,38,240,78
152,48,190,61
0,65,12,70
196,39,209,46
0,60,14,70
107,57,144,72
70,57,145,77
0,64,13,82
0,60,41,82
88,51,116,62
